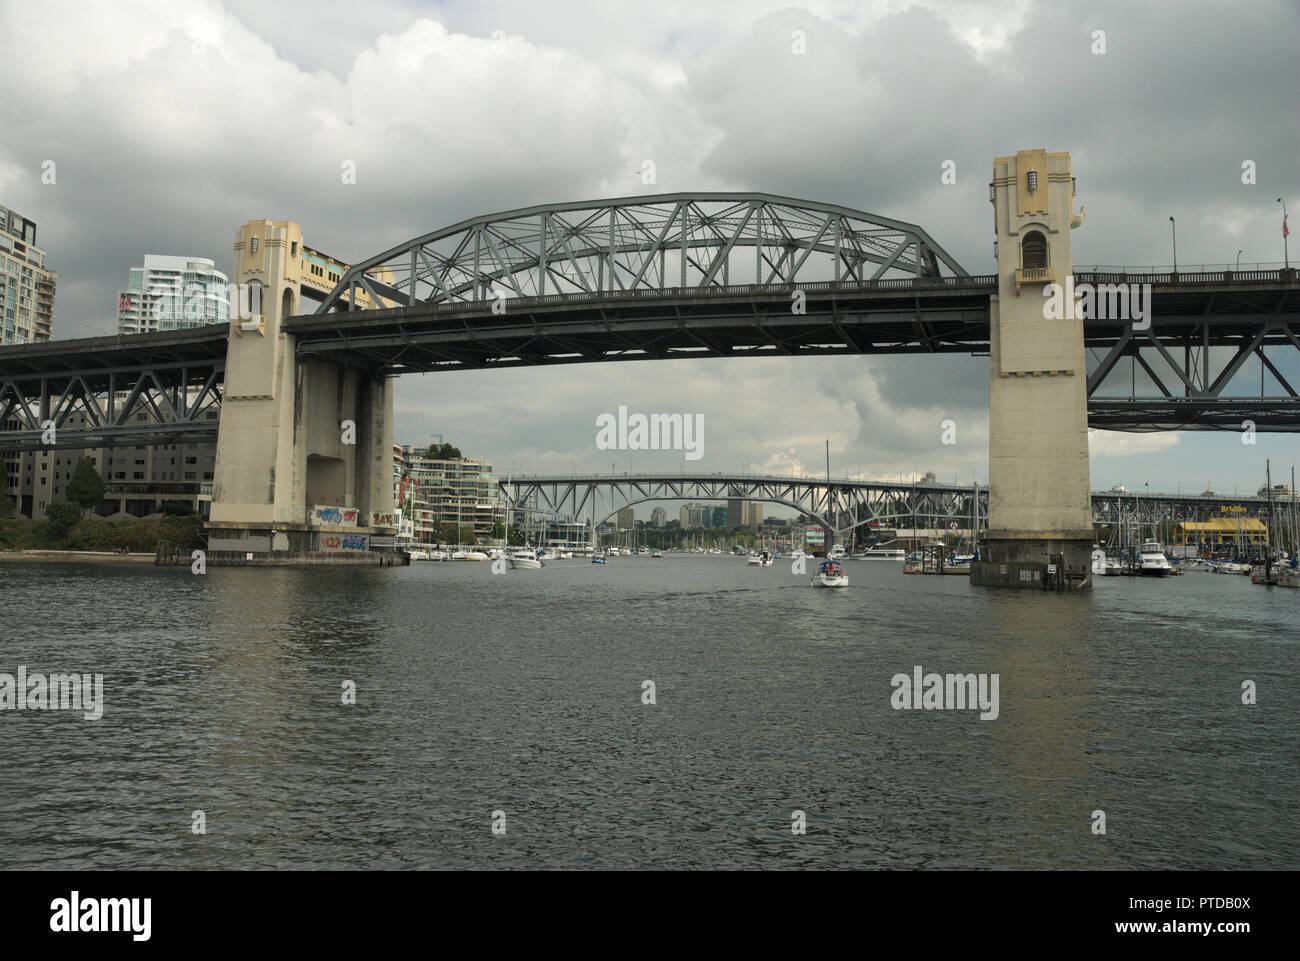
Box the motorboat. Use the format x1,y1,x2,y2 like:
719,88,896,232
452,550,488,562
591,554,607,564
747,550,774,567
811,558,848,587
1136,540,1173,576
854,548,906,561
651,550,663,558
1214,560,1251,575
509,549,544,570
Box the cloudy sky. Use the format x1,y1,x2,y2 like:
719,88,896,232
2,0,1298,502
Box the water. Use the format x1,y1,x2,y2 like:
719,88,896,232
1,556,1295,869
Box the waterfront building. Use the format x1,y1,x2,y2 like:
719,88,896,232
0,203,56,345
116,254,229,334
650,507,667,527
396,444,503,543
617,507,635,530
1175,518,1268,553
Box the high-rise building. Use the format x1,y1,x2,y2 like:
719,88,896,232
117,254,230,334
617,507,635,529
650,507,667,527
0,204,56,345
727,498,763,527
679,503,710,528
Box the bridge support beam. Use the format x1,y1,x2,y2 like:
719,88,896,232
206,221,395,555
972,150,1093,589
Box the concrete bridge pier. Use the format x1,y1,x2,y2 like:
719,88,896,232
972,150,1093,589
206,220,396,555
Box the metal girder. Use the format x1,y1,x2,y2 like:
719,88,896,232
315,193,969,313
0,362,224,452
1085,316,1300,431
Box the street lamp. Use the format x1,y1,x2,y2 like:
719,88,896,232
1169,217,1177,272
1236,250,1242,270
1279,198,1290,269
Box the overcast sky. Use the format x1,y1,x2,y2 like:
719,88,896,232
2,0,1297,501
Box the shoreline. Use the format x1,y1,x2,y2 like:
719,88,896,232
0,550,158,564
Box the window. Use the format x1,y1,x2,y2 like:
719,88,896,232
1021,231,1048,269
133,472,144,480
291,241,298,257
250,237,259,254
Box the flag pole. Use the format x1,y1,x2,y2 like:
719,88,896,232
1280,198,1290,269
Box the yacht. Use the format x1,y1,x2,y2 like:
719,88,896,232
509,549,544,570
811,558,848,588
1136,540,1173,576
854,548,906,561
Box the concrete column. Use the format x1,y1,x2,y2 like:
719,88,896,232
208,220,396,554
972,150,1094,589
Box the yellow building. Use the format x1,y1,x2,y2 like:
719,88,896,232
1176,518,1268,550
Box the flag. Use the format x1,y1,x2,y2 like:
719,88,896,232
1285,214,1290,239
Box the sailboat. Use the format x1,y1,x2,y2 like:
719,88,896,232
810,440,848,588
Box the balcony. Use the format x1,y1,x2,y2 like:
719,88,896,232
1014,265,1054,294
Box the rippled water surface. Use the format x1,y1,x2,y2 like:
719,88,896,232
1,556,1296,869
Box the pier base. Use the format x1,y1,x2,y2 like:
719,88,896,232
971,532,1093,590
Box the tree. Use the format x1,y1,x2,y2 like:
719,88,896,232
490,520,505,539
0,493,15,520
66,457,105,516
46,501,81,537
427,442,463,461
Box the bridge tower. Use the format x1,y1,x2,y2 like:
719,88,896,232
971,149,1093,589
206,220,395,554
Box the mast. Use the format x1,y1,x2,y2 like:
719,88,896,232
825,439,832,558
1265,459,1273,582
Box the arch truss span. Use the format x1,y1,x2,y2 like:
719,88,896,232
316,193,969,313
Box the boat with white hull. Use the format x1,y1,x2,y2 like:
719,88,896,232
508,549,544,570
811,559,848,588
1137,540,1173,576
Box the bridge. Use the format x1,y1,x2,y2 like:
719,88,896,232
2,150,1296,583
499,473,1278,541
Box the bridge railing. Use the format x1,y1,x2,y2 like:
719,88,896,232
328,274,1001,315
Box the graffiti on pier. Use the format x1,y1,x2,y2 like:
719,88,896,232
320,533,369,551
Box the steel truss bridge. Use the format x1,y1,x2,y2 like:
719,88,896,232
0,328,225,451
498,474,1277,540
2,193,1299,453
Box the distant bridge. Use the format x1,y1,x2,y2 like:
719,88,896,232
498,473,1276,538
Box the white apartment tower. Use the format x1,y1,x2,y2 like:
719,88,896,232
117,254,230,334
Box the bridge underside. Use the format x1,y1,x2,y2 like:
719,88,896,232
2,272,1299,451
